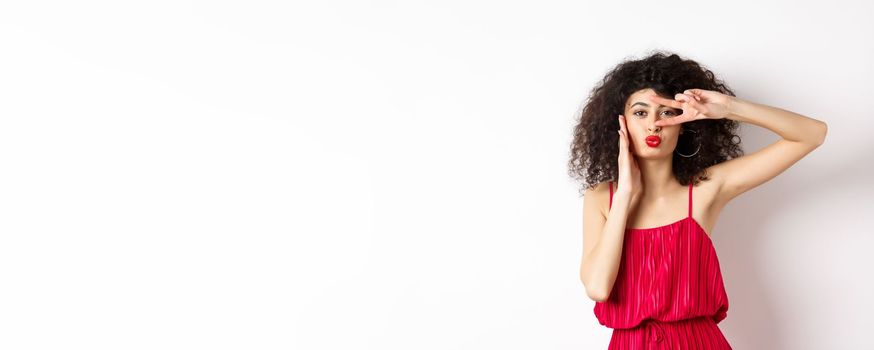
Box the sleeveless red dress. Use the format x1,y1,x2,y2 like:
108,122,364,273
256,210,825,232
594,181,731,349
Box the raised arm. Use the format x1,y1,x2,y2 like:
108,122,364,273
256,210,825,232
580,114,642,302
649,90,828,204
705,97,827,203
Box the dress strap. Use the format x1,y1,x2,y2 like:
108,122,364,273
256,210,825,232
688,181,693,218
608,181,613,209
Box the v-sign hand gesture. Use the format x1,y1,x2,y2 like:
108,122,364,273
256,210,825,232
649,89,735,127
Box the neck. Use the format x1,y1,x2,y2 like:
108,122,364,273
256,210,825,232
637,156,680,197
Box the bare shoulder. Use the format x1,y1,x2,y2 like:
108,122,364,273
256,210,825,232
583,180,612,220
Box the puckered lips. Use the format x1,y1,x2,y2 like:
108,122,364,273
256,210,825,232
645,134,661,147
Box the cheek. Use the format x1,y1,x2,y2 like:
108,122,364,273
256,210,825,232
625,122,645,138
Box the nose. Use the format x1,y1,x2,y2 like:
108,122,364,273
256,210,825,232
645,113,662,133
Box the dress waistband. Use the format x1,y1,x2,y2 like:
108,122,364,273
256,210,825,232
639,316,711,344
647,321,664,343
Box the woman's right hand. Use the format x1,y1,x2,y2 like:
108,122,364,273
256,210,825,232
616,114,643,204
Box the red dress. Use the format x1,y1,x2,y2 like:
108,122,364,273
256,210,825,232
594,181,731,349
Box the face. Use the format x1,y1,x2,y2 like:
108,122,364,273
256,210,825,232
622,88,683,159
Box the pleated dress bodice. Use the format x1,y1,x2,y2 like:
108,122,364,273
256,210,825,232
593,181,729,329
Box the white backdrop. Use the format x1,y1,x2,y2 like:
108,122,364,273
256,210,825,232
1,1,872,349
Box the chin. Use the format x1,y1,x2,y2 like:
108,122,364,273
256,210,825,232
635,146,674,159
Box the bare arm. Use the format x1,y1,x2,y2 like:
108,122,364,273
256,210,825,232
579,185,636,302
709,97,828,203
650,90,828,205
579,113,642,302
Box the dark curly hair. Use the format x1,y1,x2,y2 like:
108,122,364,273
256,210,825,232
568,50,744,196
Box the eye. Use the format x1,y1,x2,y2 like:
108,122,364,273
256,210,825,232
661,109,680,117
633,110,677,118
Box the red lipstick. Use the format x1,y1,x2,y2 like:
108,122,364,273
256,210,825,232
645,135,661,147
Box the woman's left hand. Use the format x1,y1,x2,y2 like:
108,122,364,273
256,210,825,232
649,89,735,127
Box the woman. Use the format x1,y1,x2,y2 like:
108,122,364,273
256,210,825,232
568,51,827,349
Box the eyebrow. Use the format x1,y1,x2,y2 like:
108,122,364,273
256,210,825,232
630,101,675,109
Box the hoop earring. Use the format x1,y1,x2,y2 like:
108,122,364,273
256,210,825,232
676,128,701,157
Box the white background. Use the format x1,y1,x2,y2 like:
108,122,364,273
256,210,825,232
1,1,872,349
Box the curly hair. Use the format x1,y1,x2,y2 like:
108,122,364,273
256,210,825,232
568,50,744,196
